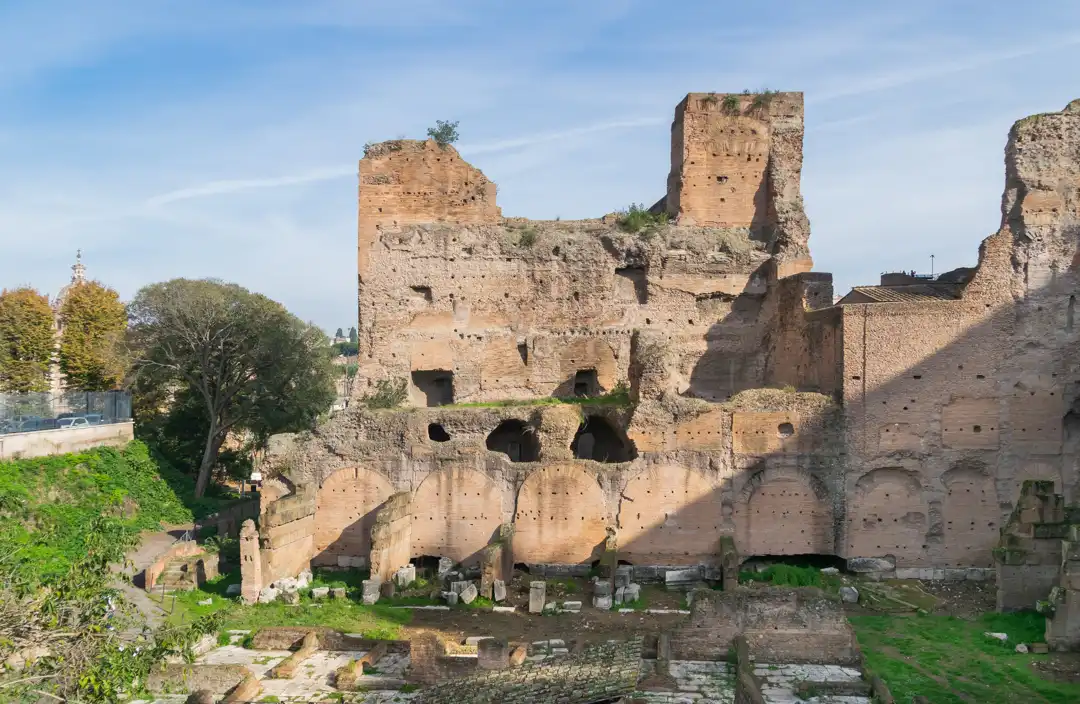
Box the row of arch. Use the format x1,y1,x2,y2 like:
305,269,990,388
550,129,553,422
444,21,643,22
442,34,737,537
311,462,1057,569
427,416,636,464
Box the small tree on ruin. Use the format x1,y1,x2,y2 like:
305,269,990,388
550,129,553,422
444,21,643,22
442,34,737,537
427,119,460,147
0,287,54,392
127,279,336,497
58,280,128,390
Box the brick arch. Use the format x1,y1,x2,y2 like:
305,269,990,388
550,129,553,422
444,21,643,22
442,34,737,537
940,462,998,567
846,468,925,564
411,466,504,565
514,464,608,564
735,467,833,557
313,467,394,567
618,465,724,565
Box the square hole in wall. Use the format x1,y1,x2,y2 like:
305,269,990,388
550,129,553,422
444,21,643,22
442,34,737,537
412,370,454,407
574,369,599,397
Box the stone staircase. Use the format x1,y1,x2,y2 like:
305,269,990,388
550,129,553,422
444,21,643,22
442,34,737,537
155,550,219,592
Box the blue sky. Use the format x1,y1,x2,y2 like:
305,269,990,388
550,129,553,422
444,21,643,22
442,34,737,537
1,0,1078,332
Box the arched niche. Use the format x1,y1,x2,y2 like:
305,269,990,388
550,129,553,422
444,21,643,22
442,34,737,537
618,465,724,565
514,464,608,564
571,416,636,463
486,419,539,462
411,466,504,565
940,462,998,567
847,467,925,564
736,467,833,557
313,467,394,567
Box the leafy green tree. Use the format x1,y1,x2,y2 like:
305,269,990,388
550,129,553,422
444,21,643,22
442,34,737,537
334,327,344,339
58,280,128,390
427,119,460,146
348,326,358,344
127,279,336,497
0,287,54,392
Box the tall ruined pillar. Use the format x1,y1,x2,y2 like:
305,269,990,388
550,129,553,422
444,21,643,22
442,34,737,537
240,519,263,605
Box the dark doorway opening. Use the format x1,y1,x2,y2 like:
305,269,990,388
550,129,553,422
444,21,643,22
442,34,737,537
412,370,454,406
486,419,539,462
574,369,599,397
428,423,451,442
571,416,636,463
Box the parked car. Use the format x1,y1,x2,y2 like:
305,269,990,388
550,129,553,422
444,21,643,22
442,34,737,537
57,417,90,429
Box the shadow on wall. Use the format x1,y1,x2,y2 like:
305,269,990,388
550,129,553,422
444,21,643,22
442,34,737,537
686,261,772,402
486,419,539,462
571,416,637,463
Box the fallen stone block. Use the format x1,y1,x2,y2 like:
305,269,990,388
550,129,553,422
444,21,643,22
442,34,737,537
220,672,261,703
443,590,459,605
280,590,300,605
985,632,1008,642
615,565,633,588
379,580,396,599
311,587,330,600
1015,643,1029,653
821,567,840,575
197,598,213,606
451,580,470,595
258,586,279,603
848,557,896,574
461,582,479,604
625,583,641,602
335,642,389,689
593,595,612,610
839,586,859,603
493,579,507,602
329,587,346,599
270,631,319,679
561,600,582,613
594,580,612,597
664,567,700,587
614,586,625,605
438,556,454,576
362,579,381,605
492,605,515,613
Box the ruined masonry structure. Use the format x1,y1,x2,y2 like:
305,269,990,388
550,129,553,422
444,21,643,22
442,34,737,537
255,93,1080,589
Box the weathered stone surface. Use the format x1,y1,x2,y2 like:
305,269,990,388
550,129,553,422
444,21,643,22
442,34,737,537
280,589,300,605
529,581,546,614
593,595,613,610
493,579,507,602
460,582,478,604
310,587,329,600
839,586,859,603
361,579,381,605
444,590,459,605
395,563,416,587
847,557,895,574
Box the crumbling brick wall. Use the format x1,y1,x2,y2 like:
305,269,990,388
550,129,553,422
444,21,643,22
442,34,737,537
369,491,413,581
258,488,315,584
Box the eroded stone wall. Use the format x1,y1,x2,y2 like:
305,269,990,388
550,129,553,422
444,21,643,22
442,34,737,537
258,95,1080,580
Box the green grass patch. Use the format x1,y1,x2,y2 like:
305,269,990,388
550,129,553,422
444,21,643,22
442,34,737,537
615,203,670,237
0,441,234,586
740,564,825,587
462,596,494,609
851,610,1080,704
310,567,369,591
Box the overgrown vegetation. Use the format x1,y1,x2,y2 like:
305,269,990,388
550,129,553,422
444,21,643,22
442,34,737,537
0,464,229,702
361,377,408,409
721,94,741,114
615,203,670,239
851,611,1080,703
427,119,460,147
0,441,219,586
750,89,779,112
739,564,838,590
518,226,538,248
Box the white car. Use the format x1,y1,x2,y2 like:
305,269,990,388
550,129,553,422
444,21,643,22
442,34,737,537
57,417,90,428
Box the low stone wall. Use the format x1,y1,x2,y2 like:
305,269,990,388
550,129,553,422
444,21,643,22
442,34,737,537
249,626,409,653
670,587,859,665
146,663,250,694
0,421,133,460
409,632,480,685
144,540,204,591
370,492,413,582
197,499,259,540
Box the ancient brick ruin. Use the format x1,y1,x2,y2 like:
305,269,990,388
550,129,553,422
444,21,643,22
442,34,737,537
251,93,1080,613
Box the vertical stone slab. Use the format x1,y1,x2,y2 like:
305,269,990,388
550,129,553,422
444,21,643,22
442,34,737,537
369,492,413,582
529,581,546,614
239,519,262,605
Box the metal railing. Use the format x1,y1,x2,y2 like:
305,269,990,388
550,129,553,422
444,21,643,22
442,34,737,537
0,390,132,435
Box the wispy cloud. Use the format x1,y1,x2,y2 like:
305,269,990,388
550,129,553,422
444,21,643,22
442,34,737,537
1,0,1078,330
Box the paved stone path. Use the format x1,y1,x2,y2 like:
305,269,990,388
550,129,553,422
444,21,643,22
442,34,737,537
755,664,870,704
413,637,643,704
632,660,736,703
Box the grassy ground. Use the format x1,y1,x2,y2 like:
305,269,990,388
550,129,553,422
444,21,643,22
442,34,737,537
851,611,1080,704
150,570,414,639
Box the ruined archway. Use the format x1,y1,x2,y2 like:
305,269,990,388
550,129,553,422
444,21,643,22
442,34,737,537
571,416,636,463
411,466,503,565
485,419,538,462
736,466,833,557
313,467,394,567
941,461,998,567
514,464,608,564
846,468,925,565
618,465,724,565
